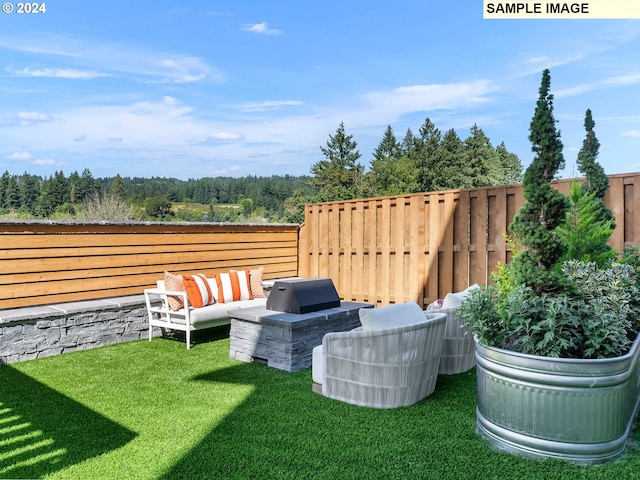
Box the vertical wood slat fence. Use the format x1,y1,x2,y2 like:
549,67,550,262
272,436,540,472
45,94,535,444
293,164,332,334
0,222,299,310
298,173,640,308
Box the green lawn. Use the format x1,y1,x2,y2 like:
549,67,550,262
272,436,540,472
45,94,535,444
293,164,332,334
2,329,640,480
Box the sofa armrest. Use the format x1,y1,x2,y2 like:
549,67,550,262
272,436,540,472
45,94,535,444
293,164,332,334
144,288,192,324
144,288,189,308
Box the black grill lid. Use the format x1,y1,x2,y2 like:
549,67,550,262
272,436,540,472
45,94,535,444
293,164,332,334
266,278,340,314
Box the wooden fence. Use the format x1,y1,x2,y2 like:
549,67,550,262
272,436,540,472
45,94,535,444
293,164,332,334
298,173,640,308
0,222,299,310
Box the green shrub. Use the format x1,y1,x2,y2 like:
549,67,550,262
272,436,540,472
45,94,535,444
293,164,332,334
458,258,640,359
557,180,616,268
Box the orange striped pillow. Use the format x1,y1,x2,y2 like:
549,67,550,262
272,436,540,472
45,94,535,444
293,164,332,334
216,271,253,303
183,274,216,308
232,267,266,298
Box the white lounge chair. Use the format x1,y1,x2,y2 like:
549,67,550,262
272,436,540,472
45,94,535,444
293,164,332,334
312,301,447,408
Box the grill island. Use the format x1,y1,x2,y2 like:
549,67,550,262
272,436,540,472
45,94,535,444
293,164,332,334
229,278,372,371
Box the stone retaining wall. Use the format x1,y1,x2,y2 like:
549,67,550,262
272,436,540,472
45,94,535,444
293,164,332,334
0,295,156,364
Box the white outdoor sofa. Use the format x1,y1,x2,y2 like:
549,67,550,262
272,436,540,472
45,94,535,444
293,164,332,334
144,279,266,349
312,301,447,408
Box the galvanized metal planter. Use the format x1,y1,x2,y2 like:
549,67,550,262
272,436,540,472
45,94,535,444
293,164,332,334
475,333,640,464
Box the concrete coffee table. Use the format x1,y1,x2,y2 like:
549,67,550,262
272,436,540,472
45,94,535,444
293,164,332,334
228,302,372,372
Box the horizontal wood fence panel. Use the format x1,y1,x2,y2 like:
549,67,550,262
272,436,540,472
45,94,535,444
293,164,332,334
299,173,640,309
0,253,300,287
0,259,300,306
0,222,299,309
0,240,299,260
0,231,297,250
0,246,299,276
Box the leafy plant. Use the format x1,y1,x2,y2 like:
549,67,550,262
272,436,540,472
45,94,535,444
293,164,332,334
562,260,639,358
456,286,504,348
459,258,640,358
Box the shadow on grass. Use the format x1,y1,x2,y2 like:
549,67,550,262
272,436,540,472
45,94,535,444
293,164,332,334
0,366,137,479
158,324,231,348
157,361,480,480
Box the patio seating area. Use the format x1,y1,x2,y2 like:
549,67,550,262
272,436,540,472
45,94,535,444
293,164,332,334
3,332,640,480
3,174,640,476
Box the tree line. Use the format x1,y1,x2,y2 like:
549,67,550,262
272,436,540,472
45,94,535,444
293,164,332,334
0,116,522,223
0,170,310,222
284,117,523,222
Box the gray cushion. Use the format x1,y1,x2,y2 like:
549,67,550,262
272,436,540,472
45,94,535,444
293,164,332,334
359,301,425,331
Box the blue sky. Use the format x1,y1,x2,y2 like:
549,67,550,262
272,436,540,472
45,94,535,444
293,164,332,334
0,1,639,180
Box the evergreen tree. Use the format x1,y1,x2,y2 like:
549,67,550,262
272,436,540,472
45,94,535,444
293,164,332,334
145,195,173,219
3,175,20,211
283,189,309,223
557,181,616,267
308,122,365,202
78,168,96,203
370,125,403,195
463,124,496,187
576,109,614,224
0,171,9,213
495,142,523,184
45,171,70,211
68,171,81,205
400,128,417,160
19,173,40,215
415,118,441,192
110,174,127,201
509,69,570,294
431,129,468,190
557,109,616,267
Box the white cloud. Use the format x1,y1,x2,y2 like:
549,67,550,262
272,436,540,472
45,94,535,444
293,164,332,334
556,73,640,98
0,34,225,84
12,67,108,79
74,135,87,142
187,131,245,143
622,129,640,138
234,100,303,112
5,151,65,167
208,132,244,141
514,53,587,78
108,137,124,142
362,81,495,118
6,112,55,126
241,22,283,35
6,151,32,161
33,158,67,166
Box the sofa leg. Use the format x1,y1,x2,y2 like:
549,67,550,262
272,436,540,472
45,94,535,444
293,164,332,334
186,329,191,349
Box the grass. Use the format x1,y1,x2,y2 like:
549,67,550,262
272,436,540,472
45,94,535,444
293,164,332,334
2,329,640,480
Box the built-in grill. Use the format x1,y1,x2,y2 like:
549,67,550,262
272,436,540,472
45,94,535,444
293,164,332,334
266,278,341,314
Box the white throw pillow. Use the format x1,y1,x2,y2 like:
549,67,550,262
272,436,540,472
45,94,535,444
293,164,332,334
442,284,480,309
359,301,425,331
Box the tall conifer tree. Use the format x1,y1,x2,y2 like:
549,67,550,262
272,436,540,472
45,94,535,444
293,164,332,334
509,69,570,294
309,122,364,202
